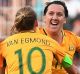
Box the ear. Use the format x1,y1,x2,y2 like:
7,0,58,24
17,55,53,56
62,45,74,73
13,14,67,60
33,20,38,32
64,18,67,24
34,20,38,27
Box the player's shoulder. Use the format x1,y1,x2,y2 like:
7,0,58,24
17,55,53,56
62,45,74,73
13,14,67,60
64,30,77,37
35,32,59,44
36,27,46,34
63,30,80,42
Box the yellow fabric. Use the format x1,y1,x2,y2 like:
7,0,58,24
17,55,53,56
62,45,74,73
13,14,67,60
38,28,80,74
0,32,65,74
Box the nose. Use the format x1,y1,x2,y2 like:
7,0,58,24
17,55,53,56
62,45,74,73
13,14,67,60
52,14,58,20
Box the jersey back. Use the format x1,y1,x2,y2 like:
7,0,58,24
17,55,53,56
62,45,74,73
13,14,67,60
0,32,62,74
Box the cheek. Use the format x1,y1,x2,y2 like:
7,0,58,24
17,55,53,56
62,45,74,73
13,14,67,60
45,15,51,20
44,17,50,23
60,18,66,24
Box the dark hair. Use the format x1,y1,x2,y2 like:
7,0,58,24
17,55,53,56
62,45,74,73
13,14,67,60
44,1,68,17
11,6,37,34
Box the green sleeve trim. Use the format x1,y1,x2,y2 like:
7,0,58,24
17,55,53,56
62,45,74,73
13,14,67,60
62,54,73,68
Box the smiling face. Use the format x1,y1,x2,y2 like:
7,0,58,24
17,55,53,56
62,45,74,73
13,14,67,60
44,4,66,34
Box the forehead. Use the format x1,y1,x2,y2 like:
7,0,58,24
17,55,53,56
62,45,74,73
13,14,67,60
47,4,64,13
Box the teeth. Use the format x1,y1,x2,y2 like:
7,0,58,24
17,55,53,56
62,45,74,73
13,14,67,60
51,21,58,25
53,23,57,25
51,22,58,25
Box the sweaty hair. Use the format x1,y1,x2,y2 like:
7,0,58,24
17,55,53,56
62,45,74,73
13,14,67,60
44,1,68,17
11,6,37,34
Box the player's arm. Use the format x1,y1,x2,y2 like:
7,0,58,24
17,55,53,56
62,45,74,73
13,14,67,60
62,55,80,74
64,64,80,74
55,50,80,74
0,67,5,74
0,56,5,74
0,37,6,74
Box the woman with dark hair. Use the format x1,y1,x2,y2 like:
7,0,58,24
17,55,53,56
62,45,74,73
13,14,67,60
38,1,80,74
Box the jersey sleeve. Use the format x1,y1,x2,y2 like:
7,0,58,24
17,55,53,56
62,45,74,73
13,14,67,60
75,36,80,53
52,46,72,66
54,48,67,64
68,31,80,53
49,39,67,64
0,41,6,68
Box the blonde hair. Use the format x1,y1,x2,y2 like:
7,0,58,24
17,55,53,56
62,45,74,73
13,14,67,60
11,6,37,34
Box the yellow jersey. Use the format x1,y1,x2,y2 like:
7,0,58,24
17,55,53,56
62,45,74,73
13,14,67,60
0,32,66,74
38,28,80,74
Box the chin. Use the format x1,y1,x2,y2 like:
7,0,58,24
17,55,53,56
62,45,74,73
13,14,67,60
50,29,58,32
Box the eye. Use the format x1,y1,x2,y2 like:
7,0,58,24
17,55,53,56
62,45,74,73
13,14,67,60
48,12,54,16
57,12,64,17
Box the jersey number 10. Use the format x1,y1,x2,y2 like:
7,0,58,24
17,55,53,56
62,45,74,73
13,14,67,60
15,47,46,74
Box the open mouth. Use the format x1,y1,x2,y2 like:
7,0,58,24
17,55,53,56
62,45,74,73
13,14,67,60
50,20,58,26
51,23,58,25
50,22,58,26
